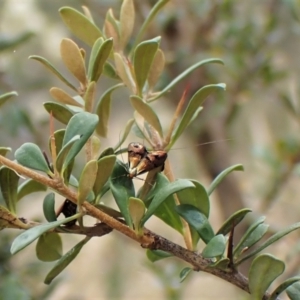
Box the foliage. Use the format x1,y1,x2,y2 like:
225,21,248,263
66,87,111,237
1,1,300,300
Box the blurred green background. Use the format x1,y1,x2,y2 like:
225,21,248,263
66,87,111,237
1,0,300,299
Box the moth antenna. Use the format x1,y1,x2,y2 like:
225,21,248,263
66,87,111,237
169,139,233,151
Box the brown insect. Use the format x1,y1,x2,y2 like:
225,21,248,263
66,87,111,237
127,142,168,178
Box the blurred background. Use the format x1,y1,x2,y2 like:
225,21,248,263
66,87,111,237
1,0,300,299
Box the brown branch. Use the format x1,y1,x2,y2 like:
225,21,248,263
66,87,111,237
0,155,276,299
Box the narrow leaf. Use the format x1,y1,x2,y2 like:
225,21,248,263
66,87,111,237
170,83,226,147
133,37,160,94
93,155,116,198
0,167,19,214
83,81,96,112
207,164,244,196
249,254,285,299
49,87,82,107
0,91,18,107
95,83,124,137
15,143,52,175
287,282,300,300
177,180,210,217
175,204,214,244
29,55,77,91
140,179,195,226
270,277,300,300
77,160,98,205
88,38,113,82
114,52,135,91
17,179,47,201
62,112,99,169
44,102,74,125
179,267,192,283
236,222,300,266
149,58,224,102
59,7,102,47
0,147,12,157
113,119,135,151
56,135,81,174
36,233,62,262
144,173,182,233
233,216,266,257
130,96,163,137
60,38,87,85
202,234,226,258
148,49,165,90
44,237,90,284
129,197,145,232
110,160,134,227
43,193,57,222
216,208,252,236
11,213,81,255
120,0,135,49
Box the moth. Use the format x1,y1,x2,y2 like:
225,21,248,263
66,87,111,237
127,142,168,179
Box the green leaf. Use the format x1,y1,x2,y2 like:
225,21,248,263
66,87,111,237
88,38,113,82
10,213,81,255
234,224,269,259
148,49,165,90
77,160,98,205
202,234,226,258
175,204,214,244
113,119,135,151
49,87,83,107
179,267,192,283
287,282,300,300
103,61,120,79
44,102,74,125
144,173,183,233
36,233,62,262
62,112,99,169
56,135,81,174
133,37,160,94
129,197,145,232
176,179,210,246
207,164,244,196
177,180,210,217
0,91,18,107
270,277,300,300
17,179,47,201
209,257,230,270
29,55,77,91
216,208,252,236
236,222,300,266
93,155,116,200
0,167,19,214
249,254,285,299
43,193,57,222
140,179,195,226
146,249,173,262
60,39,87,85
44,237,90,284
15,143,52,175
169,83,226,148
49,129,65,155
95,83,124,137
110,160,134,227
233,216,266,258
59,7,103,47
119,0,135,49
130,96,163,137
149,58,224,102
114,53,134,91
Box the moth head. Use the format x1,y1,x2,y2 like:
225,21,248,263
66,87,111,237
127,142,147,170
